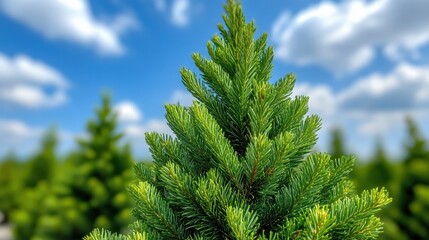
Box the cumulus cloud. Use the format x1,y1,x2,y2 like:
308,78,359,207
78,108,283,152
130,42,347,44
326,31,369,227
0,0,137,55
114,101,142,123
119,89,195,150
0,119,42,144
171,0,190,26
339,63,429,112
272,0,429,74
294,63,429,126
295,63,429,136
122,118,172,158
293,62,429,157
152,0,192,27
114,99,173,137
0,53,68,108
113,99,173,157
294,83,337,118
0,119,78,156
0,119,43,155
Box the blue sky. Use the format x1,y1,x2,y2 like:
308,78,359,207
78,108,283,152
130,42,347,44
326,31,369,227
1,0,429,160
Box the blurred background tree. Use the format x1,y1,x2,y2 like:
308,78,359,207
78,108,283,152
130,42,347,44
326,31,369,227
11,129,60,239
329,127,348,160
67,95,135,235
355,139,394,192
23,128,58,188
0,152,24,224
394,117,429,239
9,95,135,239
353,139,405,240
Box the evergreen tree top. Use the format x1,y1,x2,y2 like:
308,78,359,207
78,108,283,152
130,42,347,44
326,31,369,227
86,1,391,239
404,117,428,163
24,127,58,187
373,138,388,164
80,95,122,147
76,94,132,174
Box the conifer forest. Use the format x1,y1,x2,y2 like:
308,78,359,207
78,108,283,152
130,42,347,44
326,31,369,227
1,0,429,239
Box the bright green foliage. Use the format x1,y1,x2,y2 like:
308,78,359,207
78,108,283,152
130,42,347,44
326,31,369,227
12,181,51,239
86,1,391,239
11,129,59,239
394,118,429,239
0,152,24,223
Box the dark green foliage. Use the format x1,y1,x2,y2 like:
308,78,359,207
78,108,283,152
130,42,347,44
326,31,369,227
87,1,391,239
394,118,429,239
352,139,403,240
12,181,51,239
350,117,429,240
356,139,394,192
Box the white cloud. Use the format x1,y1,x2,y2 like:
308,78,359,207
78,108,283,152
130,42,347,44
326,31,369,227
0,119,43,155
154,0,166,12
0,119,42,144
355,111,406,137
114,101,142,123
0,0,137,55
117,100,172,138
123,120,172,138
295,62,429,157
0,119,79,157
169,89,194,106
0,53,68,108
113,99,173,157
297,63,429,131
171,0,190,26
0,85,66,108
116,89,196,156
294,83,337,118
338,63,429,113
272,0,429,74
0,53,66,87
152,0,192,27
122,118,172,159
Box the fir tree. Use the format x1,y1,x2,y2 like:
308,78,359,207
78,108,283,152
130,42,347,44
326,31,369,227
86,1,391,239
394,117,429,239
